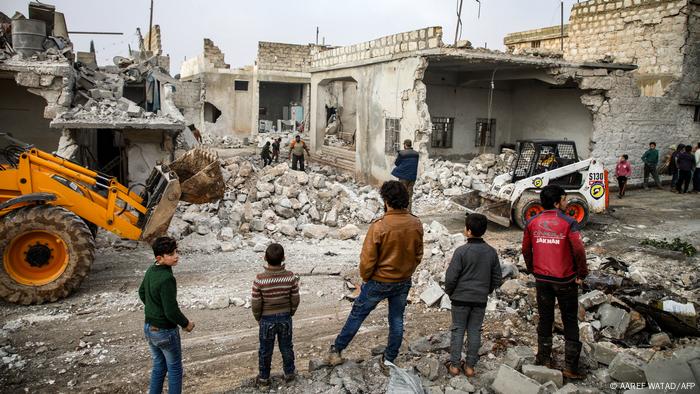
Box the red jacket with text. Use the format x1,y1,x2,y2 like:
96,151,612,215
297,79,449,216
522,209,588,283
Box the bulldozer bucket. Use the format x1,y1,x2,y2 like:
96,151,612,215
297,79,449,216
453,191,512,227
139,165,181,242
168,148,225,204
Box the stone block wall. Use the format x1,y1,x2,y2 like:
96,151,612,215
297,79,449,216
311,27,443,69
504,25,568,52
204,38,229,69
257,42,318,72
173,80,202,127
678,1,700,103
565,0,688,79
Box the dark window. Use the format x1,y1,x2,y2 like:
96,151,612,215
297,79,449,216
431,117,454,148
475,118,496,147
531,40,541,48
234,80,248,91
385,118,401,153
694,106,700,123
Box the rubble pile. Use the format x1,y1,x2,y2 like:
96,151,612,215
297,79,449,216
168,158,382,253
413,150,516,213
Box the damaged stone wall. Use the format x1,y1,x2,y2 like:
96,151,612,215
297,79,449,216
311,56,432,184
563,66,700,183
311,27,443,70
203,38,229,69
199,68,254,137
504,25,569,53
256,42,315,72
173,79,203,129
565,0,690,97
678,0,700,104
180,38,230,79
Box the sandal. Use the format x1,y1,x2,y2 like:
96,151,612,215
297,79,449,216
445,360,464,377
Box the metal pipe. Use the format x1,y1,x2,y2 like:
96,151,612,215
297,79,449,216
148,0,154,51
68,31,123,35
561,1,564,52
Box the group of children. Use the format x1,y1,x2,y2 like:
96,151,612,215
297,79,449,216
140,211,501,392
260,138,282,167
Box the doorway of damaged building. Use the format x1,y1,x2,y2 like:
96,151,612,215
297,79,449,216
70,129,128,183
423,57,593,163
312,77,358,173
258,81,305,133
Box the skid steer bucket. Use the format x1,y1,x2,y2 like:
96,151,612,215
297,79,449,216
138,165,181,242
452,191,512,227
168,148,225,204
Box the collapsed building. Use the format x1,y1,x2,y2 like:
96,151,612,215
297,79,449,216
307,0,699,185
178,39,331,139
0,2,190,186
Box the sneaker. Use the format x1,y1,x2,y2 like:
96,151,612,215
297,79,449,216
284,373,296,383
255,377,271,387
379,355,391,376
327,345,344,366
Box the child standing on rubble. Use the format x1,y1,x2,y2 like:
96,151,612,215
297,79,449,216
251,243,300,386
444,213,502,377
260,141,273,167
615,154,631,198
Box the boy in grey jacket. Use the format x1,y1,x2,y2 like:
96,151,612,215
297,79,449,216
444,213,502,377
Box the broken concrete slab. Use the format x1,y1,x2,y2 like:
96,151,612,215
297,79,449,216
409,332,451,354
649,332,671,349
608,352,646,383
521,364,563,388
416,357,441,381
644,357,696,389
491,364,542,394
504,346,536,371
554,383,580,394
449,375,475,393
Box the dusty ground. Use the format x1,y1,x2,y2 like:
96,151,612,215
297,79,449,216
0,188,698,393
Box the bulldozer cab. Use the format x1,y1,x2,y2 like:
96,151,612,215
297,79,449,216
512,140,581,187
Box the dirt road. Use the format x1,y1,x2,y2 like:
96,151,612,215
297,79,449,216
1,189,698,393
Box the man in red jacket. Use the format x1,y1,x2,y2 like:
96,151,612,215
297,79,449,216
522,185,588,379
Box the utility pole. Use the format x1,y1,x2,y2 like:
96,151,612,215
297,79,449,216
560,1,564,52
454,0,463,45
316,26,319,45
148,0,154,51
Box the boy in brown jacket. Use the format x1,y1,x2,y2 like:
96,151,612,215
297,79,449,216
327,181,423,367
251,243,300,386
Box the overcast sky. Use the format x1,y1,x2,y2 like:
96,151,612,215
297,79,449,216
3,0,576,74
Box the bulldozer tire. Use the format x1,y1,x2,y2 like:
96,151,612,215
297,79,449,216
513,192,544,230
563,195,589,228
0,205,95,305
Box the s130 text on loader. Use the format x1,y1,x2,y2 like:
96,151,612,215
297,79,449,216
457,140,609,229
0,132,224,305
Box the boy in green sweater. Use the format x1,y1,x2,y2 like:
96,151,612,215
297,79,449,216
139,237,194,394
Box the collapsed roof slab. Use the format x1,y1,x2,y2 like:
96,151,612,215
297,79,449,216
50,119,184,130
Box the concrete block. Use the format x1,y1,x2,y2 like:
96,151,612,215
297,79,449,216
648,332,671,348
522,364,563,387
492,364,541,394
449,375,475,392
504,346,536,371
598,303,630,339
420,280,445,306
555,383,580,393
591,341,620,365
608,352,646,383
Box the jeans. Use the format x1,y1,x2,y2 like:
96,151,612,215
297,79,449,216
643,164,661,188
399,179,415,212
334,279,411,362
258,313,295,379
291,154,305,171
693,169,700,192
144,323,182,394
261,155,272,167
677,170,692,193
536,281,580,344
449,305,486,368
616,176,628,197
671,169,679,188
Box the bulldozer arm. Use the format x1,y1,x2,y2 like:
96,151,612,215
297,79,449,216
168,148,225,204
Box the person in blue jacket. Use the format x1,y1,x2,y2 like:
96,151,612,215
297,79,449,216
391,139,419,212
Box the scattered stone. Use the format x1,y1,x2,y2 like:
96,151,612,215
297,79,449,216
302,224,330,240
449,375,475,392
492,364,541,394
208,296,230,310
416,357,441,381
521,364,563,388
337,224,360,240
644,357,697,388
231,297,245,307
409,332,451,354
598,303,630,339
608,352,646,383
591,341,620,365
578,290,607,310
649,332,671,349
554,383,579,393
504,346,536,371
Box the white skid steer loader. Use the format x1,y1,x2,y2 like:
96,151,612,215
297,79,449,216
457,140,609,229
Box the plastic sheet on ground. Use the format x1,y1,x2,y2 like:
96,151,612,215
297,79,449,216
385,359,424,394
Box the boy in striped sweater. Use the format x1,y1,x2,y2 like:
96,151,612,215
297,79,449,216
251,243,300,386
